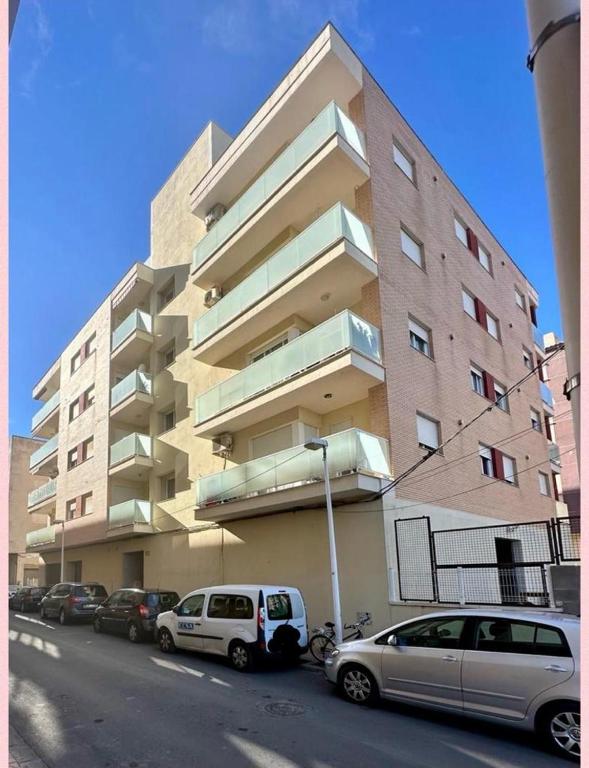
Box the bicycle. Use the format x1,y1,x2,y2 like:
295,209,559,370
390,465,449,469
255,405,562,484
309,615,371,663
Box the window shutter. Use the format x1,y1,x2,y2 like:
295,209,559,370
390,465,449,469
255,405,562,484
77,442,85,463
482,371,495,401
416,415,439,450
75,496,83,518
79,393,85,412
474,297,486,326
537,356,545,381
80,343,87,363
491,448,505,480
466,227,478,254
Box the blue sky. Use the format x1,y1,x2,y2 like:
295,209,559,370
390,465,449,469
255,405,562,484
9,0,559,437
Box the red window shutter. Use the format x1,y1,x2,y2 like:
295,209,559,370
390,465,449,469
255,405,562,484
537,356,545,381
474,297,487,327
466,228,478,254
77,442,85,463
79,393,85,412
75,495,83,518
79,343,87,363
491,448,505,480
482,371,495,401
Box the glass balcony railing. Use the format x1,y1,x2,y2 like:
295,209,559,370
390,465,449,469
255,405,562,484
26,525,56,548
194,203,374,346
548,443,561,466
27,479,57,508
108,499,151,529
29,434,58,469
192,101,367,273
110,433,152,466
197,428,391,507
31,390,60,431
195,310,382,424
540,381,554,407
112,310,153,351
533,326,544,350
111,370,152,409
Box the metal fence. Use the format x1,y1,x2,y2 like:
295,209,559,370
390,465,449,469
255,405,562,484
394,515,579,607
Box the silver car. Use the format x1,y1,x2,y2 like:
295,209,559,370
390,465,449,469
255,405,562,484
324,609,580,760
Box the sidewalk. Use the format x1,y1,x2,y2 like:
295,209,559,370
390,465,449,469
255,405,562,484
9,725,49,768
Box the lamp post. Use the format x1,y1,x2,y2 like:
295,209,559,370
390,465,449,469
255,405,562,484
304,437,343,644
55,519,65,582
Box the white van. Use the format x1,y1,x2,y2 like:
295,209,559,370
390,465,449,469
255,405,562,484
155,584,308,671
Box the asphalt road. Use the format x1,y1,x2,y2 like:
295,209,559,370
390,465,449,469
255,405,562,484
9,612,571,768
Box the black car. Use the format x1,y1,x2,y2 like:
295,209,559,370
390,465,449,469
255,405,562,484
94,588,180,643
10,586,49,612
40,582,108,624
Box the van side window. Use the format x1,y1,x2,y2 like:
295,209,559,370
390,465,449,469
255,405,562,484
179,594,205,618
207,594,253,620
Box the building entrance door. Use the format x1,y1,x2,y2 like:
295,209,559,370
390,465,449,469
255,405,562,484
123,551,144,588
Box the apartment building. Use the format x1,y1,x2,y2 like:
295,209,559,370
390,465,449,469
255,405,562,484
25,25,560,629
9,436,50,585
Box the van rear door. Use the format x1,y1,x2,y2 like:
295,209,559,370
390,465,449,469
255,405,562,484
264,590,307,650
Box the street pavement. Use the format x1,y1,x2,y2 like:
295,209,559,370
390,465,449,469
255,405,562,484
9,611,571,768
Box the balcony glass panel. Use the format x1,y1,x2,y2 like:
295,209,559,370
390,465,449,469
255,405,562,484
540,381,554,407
111,370,152,408
548,443,561,465
194,204,374,346
110,433,152,466
112,310,153,351
29,434,58,468
196,311,381,424
197,428,390,506
534,327,544,349
108,499,151,529
192,102,367,273
27,479,57,508
26,525,56,547
31,390,60,430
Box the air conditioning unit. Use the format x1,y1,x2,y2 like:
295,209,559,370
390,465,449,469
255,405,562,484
204,203,226,231
204,286,223,308
212,433,233,457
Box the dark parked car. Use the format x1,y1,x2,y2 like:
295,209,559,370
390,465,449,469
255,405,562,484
94,588,180,643
10,586,49,612
40,582,108,624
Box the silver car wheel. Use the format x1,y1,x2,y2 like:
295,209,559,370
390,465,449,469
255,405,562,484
550,710,581,757
343,669,372,702
231,645,249,669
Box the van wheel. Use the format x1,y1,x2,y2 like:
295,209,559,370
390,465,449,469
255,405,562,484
128,622,142,643
229,641,253,672
338,664,379,707
158,628,176,654
538,702,580,760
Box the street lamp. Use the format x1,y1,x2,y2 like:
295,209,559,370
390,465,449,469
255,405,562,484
54,518,65,582
304,437,343,645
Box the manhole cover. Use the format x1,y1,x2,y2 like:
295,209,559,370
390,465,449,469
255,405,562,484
262,701,307,717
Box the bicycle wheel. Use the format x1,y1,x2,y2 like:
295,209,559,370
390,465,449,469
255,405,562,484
309,634,336,663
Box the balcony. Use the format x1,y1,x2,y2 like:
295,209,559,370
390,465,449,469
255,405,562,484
533,327,545,351
31,390,60,438
29,434,58,476
106,499,154,538
194,311,385,438
548,443,561,467
196,428,392,522
191,101,369,289
541,381,554,409
193,203,377,364
27,479,57,512
111,262,153,317
109,433,153,481
110,370,153,427
26,525,56,548
190,24,362,219
111,310,153,368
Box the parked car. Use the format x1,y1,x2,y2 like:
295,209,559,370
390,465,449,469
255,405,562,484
40,582,108,624
10,586,49,612
8,585,19,602
156,585,308,671
93,588,180,642
324,609,580,760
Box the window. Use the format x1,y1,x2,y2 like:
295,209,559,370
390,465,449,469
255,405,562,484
248,333,290,364
462,289,476,319
494,382,508,411
69,400,80,422
393,141,415,182
523,346,533,370
380,617,466,649
470,365,484,395
477,243,491,273
160,473,176,500
416,413,440,452
71,351,82,374
530,408,542,432
179,594,205,618
159,341,176,369
85,334,96,357
515,287,526,311
160,407,176,433
409,318,431,357
250,424,294,459
158,278,175,310
529,302,538,327
83,436,94,460
538,471,550,496
400,227,424,268
65,498,77,521
67,446,79,470
545,413,555,442
81,492,93,516
486,312,499,340
502,454,516,484
454,217,468,247
207,594,254,620
473,619,569,656
479,445,493,477
84,385,95,408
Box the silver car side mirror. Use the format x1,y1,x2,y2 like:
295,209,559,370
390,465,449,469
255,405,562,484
387,634,398,647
